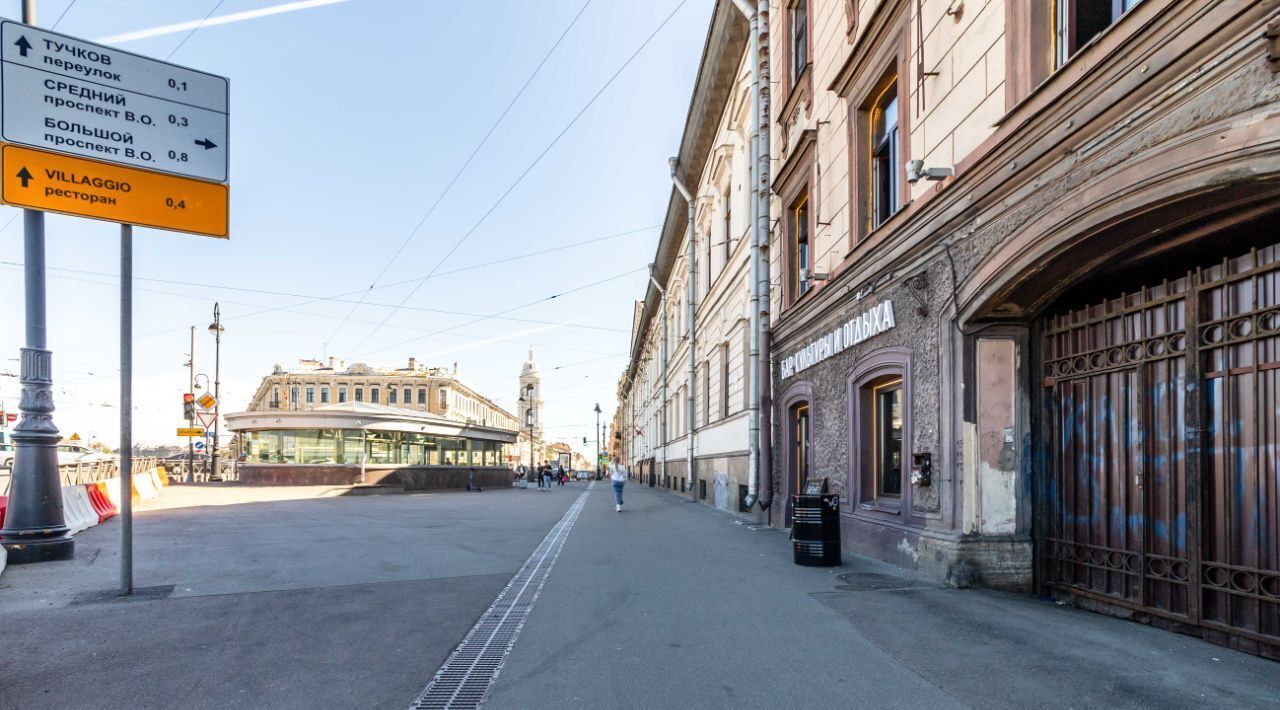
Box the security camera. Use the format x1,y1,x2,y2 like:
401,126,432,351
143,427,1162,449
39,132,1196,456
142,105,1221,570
801,268,831,283
905,159,954,184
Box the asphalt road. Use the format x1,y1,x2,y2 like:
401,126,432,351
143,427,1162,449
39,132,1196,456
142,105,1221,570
0,483,580,710
1,481,1276,709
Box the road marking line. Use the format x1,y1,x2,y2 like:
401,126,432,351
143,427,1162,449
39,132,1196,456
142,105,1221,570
409,482,594,710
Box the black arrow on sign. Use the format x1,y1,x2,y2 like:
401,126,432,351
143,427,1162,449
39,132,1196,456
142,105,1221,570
16,167,32,188
194,138,217,150
14,35,31,57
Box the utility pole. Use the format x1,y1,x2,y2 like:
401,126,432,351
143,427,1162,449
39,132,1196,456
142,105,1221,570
187,326,195,484
0,0,75,564
208,304,223,481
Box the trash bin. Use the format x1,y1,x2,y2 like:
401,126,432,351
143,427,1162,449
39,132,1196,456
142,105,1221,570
793,494,840,566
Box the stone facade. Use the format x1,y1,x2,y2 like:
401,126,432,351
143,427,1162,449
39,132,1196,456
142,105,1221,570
614,1,754,514
767,0,1280,646
245,356,520,433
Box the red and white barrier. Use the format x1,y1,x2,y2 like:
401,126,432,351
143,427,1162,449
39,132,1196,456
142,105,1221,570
88,482,117,523
43,470,166,538
60,484,97,534
132,471,159,501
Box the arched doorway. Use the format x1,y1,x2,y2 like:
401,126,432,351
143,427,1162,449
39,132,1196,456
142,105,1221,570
976,189,1280,658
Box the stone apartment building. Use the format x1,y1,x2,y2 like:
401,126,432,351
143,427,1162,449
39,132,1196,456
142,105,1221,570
766,0,1279,657
620,0,1280,658
245,356,521,433
616,2,756,512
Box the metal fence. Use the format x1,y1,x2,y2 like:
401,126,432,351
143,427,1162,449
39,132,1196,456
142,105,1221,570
158,459,238,483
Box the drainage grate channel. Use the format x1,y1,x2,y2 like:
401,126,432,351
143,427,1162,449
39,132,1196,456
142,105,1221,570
409,483,594,710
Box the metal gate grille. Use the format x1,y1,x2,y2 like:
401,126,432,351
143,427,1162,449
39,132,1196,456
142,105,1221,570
1041,246,1280,658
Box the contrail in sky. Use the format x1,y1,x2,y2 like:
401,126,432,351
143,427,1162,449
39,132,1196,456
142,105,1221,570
94,0,349,44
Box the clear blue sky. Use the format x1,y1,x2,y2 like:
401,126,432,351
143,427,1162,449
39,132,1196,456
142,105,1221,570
0,0,713,453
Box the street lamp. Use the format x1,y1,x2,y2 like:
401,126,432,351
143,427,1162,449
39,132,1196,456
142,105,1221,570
594,403,602,481
186,373,210,483
207,304,224,481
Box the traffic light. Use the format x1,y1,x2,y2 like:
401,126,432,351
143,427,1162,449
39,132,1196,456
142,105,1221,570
583,437,588,446
183,392,195,420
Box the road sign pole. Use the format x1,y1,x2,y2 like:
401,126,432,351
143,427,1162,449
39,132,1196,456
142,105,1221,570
188,326,195,484
0,0,75,566
120,224,133,595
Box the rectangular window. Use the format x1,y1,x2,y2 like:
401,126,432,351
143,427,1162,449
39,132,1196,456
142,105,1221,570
403,388,411,406
1054,0,1142,67
389,388,397,404
355,387,363,402
271,386,280,409
720,343,730,418
320,387,330,404
305,387,314,404
371,388,380,404
791,0,808,81
873,378,904,497
723,187,733,260
703,364,711,426
418,388,427,404
290,387,299,407
788,193,811,303
871,81,900,229
338,387,347,403
439,389,448,408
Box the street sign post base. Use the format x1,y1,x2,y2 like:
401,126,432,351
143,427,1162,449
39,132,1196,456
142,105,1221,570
0,343,74,564
0,534,74,563
0,436,74,563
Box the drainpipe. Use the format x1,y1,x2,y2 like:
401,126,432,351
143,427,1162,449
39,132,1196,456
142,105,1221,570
649,263,669,489
670,157,697,495
730,0,761,510
755,0,773,511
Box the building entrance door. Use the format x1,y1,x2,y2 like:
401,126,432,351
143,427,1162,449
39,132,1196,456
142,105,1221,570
785,403,811,527
1039,245,1280,658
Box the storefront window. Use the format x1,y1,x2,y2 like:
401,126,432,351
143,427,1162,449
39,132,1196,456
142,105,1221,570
341,430,365,465
872,379,903,497
239,428,509,468
850,354,911,511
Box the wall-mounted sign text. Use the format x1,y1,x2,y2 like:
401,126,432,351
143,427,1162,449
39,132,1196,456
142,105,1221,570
779,300,896,379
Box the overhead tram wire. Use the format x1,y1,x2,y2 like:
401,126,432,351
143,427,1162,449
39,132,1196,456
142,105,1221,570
0,221,650,335
75,223,655,333
344,0,692,358
324,0,595,346
50,1,78,29
0,263,629,354
0,261,630,344
165,0,227,60
0,223,655,309
352,266,649,359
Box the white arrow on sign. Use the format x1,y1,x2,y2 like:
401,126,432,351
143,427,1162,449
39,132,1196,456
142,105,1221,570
0,21,229,183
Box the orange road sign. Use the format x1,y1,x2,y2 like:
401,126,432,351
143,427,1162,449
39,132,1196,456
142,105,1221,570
0,144,227,238
177,427,205,437
196,392,217,410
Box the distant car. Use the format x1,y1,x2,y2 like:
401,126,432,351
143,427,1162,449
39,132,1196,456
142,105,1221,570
56,444,114,466
0,442,14,469
163,452,209,462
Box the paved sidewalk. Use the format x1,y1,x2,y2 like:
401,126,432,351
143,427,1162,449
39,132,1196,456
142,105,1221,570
485,483,1280,710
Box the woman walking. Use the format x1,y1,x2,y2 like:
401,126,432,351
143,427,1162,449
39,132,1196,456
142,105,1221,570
610,462,627,512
